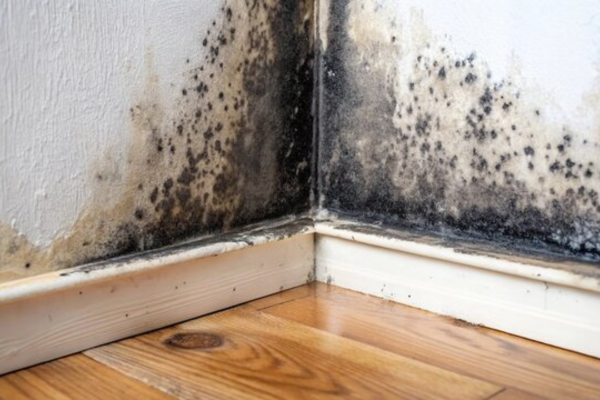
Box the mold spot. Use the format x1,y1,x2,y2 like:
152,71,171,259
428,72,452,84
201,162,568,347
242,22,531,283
465,72,477,84
437,67,446,80
134,208,145,220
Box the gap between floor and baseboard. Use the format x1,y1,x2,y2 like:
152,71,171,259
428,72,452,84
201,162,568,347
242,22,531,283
1,216,599,375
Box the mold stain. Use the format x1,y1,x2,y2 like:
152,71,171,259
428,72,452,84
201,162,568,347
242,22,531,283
3,0,600,283
0,0,314,281
319,0,600,261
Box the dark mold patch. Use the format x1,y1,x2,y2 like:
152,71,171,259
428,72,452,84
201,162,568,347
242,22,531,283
103,1,314,264
318,0,600,262
59,217,312,276
5,0,600,281
322,214,600,279
0,0,315,279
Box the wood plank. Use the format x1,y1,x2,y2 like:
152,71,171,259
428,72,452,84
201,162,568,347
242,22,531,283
263,284,600,400
488,389,547,400
0,354,170,400
245,281,320,310
0,234,314,375
86,307,501,399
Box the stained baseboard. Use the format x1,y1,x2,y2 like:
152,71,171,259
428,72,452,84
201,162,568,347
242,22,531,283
314,221,600,359
0,221,315,375
2,216,599,375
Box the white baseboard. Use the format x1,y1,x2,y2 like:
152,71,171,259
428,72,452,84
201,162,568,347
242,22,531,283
2,215,599,375
0,224,314,375
315,222,600,359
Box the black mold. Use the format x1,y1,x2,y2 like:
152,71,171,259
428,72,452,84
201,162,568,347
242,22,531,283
78,1,314,266
60,217,312,276
11,0,600,275
465,72,477,84
318,0,600,262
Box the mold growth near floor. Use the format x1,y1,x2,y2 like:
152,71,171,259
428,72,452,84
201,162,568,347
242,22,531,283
318,0,600,261
0,0,315,281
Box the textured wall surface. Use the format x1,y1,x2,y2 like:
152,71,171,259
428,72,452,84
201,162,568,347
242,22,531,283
3,0,600,283
0,0,314,280
318,0,600,261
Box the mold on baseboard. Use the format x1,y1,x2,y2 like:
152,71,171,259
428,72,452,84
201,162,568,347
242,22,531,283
0,215,314,303
315,212,600,287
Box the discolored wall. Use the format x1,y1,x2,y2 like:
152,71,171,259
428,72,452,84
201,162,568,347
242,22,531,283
3,0,600,284
0,0,314,281
318,0,600,261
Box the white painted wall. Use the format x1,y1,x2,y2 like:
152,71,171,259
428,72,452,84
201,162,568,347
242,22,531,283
0,0,220,247
368,0,600,128
3,0,600,246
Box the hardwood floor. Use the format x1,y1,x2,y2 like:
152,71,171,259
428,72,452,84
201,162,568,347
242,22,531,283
263,285,600,399
0,354,169,400
1,282,598,399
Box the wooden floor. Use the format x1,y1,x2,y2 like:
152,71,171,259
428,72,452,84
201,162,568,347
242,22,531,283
1,283,599,399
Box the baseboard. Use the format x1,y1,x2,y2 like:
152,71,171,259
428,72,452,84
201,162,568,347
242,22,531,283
314,221,600,359
2,216,599,375
0,221,315,375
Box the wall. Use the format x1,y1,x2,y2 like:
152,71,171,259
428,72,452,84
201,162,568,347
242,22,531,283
0,0,314,281
3,0,600,284
318,0,600,261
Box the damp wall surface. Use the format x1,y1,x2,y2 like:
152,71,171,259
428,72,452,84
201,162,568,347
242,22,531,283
3,0,600,285
0,0,314,281
318,0,600,262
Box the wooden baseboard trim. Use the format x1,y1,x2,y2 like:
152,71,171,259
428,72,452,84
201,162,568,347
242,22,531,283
3,215,599,374
314,222,600,358
0,223,314,375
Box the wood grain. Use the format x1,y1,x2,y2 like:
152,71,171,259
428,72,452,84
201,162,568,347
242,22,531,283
86,307,501,399
4,283,597,399
246,281,323,310
0,354,170,400
263,284,600,400
489,389,547,400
